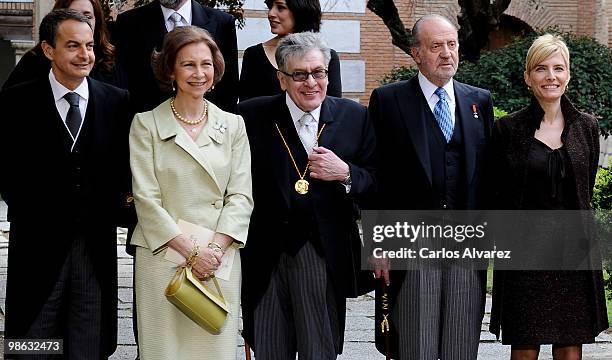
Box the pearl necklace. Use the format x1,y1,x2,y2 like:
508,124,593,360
170,97,208,125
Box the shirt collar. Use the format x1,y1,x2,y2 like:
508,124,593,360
160,0,192,25
285,92,322,127
48,69,89,102
418,71,455,105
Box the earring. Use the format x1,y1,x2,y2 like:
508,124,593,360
172,80,176,92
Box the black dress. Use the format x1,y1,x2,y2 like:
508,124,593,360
239,43,342,102
496,139,599,345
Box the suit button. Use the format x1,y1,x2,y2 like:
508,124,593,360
214,200,223,209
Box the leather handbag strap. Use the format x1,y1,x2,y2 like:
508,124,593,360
210,276,226,303
185,265,227,305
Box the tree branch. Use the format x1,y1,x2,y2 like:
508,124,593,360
457,0,512,62
366,0,413,55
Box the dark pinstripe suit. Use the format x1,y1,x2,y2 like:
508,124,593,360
238,94,376,359
369,76,494,359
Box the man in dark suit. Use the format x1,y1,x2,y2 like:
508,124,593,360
113,0,238,113
369,14,494,360
0,9,131,359
238,32,376,359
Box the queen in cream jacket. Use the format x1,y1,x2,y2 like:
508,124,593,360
128,98,253,360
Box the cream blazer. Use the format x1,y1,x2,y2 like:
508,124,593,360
129,98,253,252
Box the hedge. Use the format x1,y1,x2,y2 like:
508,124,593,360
594,163,612,300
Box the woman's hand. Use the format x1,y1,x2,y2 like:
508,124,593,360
167,232,234,280
191,247,223,280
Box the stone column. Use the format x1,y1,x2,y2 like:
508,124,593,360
33,0,54,43
12,39,35,62
592,0,609,45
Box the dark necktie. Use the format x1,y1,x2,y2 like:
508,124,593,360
64,92,82,139
433,87,454,143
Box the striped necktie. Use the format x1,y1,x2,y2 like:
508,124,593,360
433,87,454,143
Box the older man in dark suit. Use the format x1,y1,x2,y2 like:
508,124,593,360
238,32,376,360
0,9,131,359
369,14,494,360
113,0,238,113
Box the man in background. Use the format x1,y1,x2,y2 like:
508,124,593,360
113,0,238,113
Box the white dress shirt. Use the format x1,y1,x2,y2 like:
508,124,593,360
286,92,322,144
161,1,192,32
285,93,350,193
48,69,89,146
418,71,456,129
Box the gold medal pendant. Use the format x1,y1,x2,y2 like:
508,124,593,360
295,179,309,195
274,122,326,197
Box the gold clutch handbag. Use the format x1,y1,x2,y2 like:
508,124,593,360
165,266,229,334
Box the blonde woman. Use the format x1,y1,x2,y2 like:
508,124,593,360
489,34,608,360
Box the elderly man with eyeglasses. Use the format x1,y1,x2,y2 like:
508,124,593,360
237,31,376,360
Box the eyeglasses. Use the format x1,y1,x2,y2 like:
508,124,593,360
280,68,328,82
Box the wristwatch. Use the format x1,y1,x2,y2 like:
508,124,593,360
342,173,352,186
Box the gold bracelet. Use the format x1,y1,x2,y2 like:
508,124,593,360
207,241,224,254
186,245,200,266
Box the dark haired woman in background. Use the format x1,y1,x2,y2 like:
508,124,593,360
3,0,125,89
239,0,341,101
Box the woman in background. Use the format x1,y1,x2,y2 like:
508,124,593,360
3,0,124,89
489,34,608,360
239,0,341,101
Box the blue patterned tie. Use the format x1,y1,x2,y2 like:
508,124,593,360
433,87,454,143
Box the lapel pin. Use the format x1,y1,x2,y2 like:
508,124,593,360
471,104,479,119
213,121,227,134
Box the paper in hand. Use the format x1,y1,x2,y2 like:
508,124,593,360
164,219,235,281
